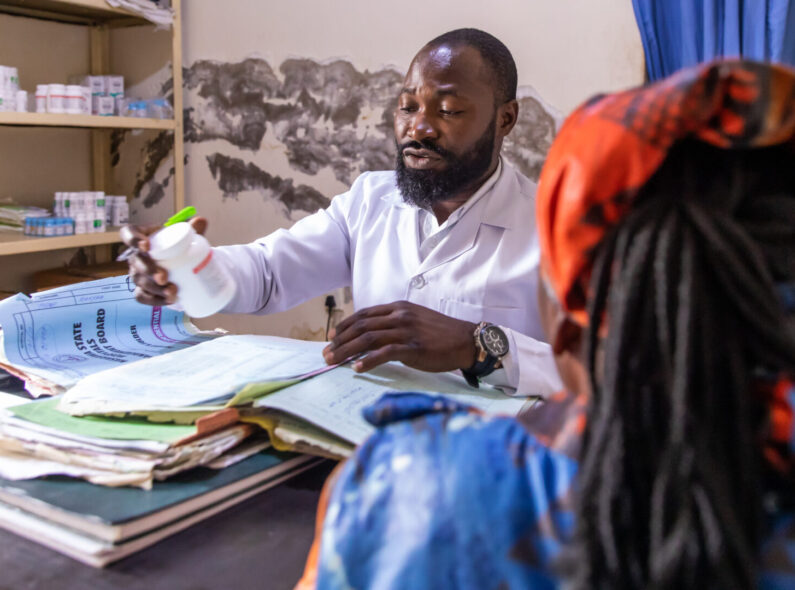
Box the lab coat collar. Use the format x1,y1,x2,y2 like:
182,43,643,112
410,160,522,275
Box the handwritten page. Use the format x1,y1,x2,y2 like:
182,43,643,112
0,276,216,388
256,362,533,445
60,335,328,413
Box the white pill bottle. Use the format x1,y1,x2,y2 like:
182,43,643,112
148,222,237,318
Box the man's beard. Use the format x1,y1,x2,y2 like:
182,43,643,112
395,120,496,209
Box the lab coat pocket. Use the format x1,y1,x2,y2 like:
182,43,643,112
439,298,526,331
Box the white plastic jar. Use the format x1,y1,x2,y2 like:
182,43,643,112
65,85,83,114
47,83,66,113
74,211,89,234
35,84,47,113
148,222,237,318
15,90,27,112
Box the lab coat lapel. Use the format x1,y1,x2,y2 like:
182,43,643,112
381,189,423,271
416,166,517,275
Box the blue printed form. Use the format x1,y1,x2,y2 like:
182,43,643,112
0,276,217,388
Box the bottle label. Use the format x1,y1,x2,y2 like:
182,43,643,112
192,251,229,294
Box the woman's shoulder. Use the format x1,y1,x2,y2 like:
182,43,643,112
316,395,579,590
761,513,795,590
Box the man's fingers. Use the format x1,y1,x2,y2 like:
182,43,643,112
133,286,172,307
131,270,177,302
119,224,161,250
351,344,408,373
328,314,401,350
129,253,169,286
323,328,405,365
331,303,403,337
189,216,208,235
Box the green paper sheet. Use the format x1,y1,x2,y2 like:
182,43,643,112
9,397,196,444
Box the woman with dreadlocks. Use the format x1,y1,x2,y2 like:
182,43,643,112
296,60,795,590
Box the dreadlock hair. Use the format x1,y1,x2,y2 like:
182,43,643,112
423,28,517,105
569,138,795,590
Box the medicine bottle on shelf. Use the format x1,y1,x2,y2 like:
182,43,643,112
148,222,237,318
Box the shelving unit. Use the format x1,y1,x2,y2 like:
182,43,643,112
0,229,121,255
0,0,148,27
0,0,183,260
0,111,176,130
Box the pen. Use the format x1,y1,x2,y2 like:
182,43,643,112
115,206,197,262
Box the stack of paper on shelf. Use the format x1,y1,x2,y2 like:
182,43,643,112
0,204,50,231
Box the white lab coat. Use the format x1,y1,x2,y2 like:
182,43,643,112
212,162,562,397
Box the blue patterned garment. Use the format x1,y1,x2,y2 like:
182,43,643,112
314,392,795,590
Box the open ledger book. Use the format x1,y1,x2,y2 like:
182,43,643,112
0,276,535,458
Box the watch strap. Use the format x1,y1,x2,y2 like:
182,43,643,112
461,322,505,388
462,353,500,388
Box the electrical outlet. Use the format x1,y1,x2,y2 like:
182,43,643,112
338,286,353,306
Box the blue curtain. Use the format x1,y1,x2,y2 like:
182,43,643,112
632,0,795,81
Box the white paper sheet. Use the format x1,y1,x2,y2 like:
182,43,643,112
60,335,327,412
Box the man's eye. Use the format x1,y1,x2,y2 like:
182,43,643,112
399,106,417,113
440,109,462,116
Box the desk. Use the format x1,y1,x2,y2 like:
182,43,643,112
0,460,333,590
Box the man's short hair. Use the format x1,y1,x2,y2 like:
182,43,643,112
425,28,518,105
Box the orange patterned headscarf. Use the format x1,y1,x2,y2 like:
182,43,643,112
537,59,795,327
536,59,795,480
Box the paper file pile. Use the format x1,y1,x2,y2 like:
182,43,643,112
0,389,319,566
0,276,321,566
0,396,256,489
0,204,50,232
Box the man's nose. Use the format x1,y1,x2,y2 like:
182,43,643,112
408,111,438,142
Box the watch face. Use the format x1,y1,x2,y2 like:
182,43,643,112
480,325,509,357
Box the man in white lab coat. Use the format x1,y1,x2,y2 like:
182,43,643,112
123,28,562,397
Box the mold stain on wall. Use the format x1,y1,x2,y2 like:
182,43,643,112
115,57,561,217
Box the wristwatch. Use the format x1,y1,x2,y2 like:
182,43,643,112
461,322,509,388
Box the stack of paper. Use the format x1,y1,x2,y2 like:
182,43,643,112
0,278,333,567
0,391,267,487
0,276,535,460
106,0,173,27
0,392,318,566
0,205,49,231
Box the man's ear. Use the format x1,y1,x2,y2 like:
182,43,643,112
496,99,518,137
550,313,583,357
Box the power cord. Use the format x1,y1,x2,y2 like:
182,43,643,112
324,295,337,341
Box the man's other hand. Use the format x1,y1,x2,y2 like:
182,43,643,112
120,217,208,307
322,301,478,374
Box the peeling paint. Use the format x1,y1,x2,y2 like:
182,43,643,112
121,56,559,213
206,153,328,215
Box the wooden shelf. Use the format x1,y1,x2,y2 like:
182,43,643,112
0,0,149,26
0,112,176,130
0,229,121,255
